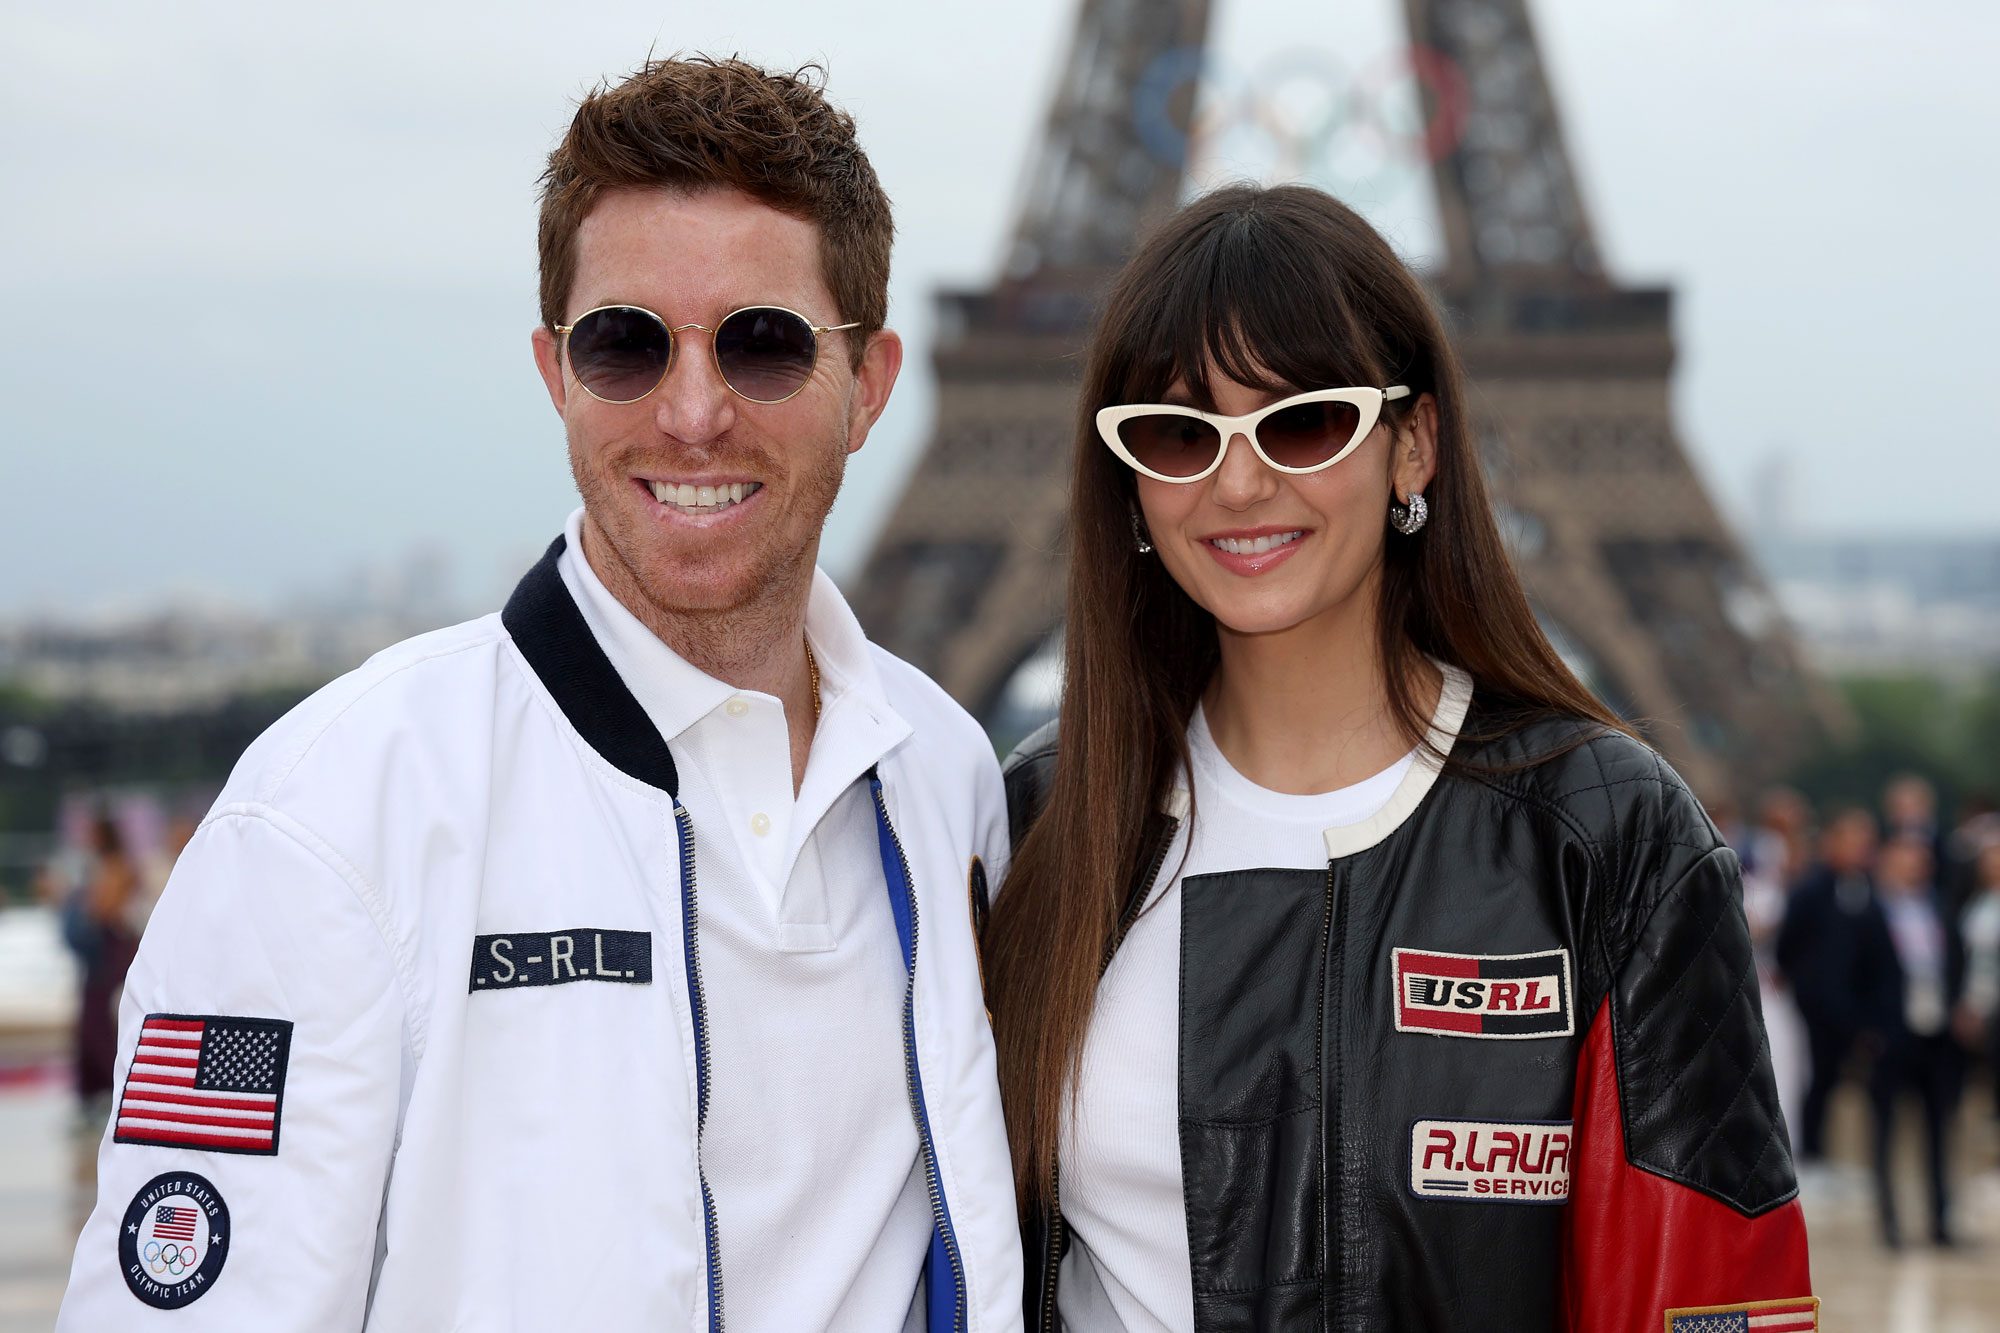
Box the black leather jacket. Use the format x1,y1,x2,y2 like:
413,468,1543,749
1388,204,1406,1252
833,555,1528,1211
1001,698,1814,1332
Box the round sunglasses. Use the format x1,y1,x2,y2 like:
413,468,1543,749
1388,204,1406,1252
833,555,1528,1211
556,304,861,405
1097,386,1412,483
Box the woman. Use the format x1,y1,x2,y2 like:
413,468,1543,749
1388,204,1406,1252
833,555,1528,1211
74,813,141,1108
985,185,1814,1332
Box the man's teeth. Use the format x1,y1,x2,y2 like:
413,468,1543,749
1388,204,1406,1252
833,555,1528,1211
649,480,760,512
1211,531,1304,556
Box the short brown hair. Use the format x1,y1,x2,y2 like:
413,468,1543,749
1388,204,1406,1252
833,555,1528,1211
537,56,892,361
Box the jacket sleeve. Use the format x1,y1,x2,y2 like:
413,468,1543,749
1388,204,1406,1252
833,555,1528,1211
56,803,405,1331
1562,846,1816,1332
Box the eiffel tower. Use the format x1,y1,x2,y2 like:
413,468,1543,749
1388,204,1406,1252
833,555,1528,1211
849,0,1838,796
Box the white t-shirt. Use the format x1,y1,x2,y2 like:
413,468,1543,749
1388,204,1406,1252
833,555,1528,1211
1056,706,1419,1333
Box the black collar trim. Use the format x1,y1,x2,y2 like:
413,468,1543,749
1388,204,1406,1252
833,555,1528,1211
501,534,680,798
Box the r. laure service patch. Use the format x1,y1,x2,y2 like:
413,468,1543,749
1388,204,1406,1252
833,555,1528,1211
1409,1118,1572,1203
120,1171,230,1309
1392,946,1573,1038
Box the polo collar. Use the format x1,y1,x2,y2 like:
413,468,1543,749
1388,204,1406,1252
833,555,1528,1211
501,534,680,797
501,514,912,798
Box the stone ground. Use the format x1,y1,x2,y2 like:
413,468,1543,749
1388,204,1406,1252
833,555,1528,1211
2,1068,1996,1330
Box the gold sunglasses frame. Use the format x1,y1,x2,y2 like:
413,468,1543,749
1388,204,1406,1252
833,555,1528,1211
555,303,862,406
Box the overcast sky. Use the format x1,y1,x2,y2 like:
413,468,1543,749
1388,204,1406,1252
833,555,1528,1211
3,0,1994,619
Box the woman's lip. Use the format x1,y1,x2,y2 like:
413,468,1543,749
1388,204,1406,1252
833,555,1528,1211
1201,531,1308,576
1197,525,1309,541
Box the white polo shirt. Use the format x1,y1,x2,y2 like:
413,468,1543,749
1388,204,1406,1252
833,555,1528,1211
558,509,935,1331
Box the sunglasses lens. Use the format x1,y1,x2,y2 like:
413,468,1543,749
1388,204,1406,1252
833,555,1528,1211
567,307,669,403
714,307,819,402
1256,399,1363,469
1116,413,1224,478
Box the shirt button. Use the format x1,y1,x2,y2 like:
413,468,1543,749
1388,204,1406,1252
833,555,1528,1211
725,698,749,718
750,813,772,837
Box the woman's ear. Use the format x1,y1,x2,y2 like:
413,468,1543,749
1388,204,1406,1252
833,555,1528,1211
1391,393,1440,501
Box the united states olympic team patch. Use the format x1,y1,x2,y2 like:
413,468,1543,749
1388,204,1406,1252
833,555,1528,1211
1392,946,1573,1038
120,1171,230,1308
1663,1296,1818,1331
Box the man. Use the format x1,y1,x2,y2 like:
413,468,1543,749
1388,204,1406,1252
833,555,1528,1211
1866,836,1967,1247
58,57,1020,1330
1775,806,1890,1160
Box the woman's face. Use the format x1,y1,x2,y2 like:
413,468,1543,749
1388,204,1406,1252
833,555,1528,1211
1133,370,1436,640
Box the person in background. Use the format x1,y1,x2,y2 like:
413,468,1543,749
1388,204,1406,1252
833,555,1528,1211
71,814,140,1113
1867,836,1967,1247
1751,786,1814,892
1740,790,1810,1139
1944,793,1998,931
1882,773,1949,895
1957,840,2000,1155
1777,806,1888,1161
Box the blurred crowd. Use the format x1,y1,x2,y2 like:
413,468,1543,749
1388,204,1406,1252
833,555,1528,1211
1723,775,2000,1251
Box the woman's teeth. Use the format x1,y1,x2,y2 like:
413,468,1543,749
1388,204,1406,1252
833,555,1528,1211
649,480,760,514
1210,531,1303,556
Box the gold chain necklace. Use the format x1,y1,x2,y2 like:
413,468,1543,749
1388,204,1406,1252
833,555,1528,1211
806,637,822,726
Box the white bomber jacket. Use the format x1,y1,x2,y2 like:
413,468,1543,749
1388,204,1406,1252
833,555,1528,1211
57,536,1023,1331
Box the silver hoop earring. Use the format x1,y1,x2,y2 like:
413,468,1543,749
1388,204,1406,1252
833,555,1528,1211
1389,491,1429,535
1131,508,1154,554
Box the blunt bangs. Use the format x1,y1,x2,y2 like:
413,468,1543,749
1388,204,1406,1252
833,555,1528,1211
1102,193,1391,412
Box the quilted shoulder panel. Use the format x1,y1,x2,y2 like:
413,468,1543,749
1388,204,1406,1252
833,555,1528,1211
1610,847,1799,1215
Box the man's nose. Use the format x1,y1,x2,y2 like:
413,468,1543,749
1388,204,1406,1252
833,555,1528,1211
1208,430,1278,509
650,328,737,446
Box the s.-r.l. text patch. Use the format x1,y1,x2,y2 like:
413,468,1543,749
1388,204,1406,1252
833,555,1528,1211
1392,946,1573,1038
469,928,652,991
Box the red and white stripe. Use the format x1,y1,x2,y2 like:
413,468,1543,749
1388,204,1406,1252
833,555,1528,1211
1746,1300,1818,1331
115,1017,277,1151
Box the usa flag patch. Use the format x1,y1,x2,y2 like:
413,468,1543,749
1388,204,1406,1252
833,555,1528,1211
1664,1297,1819,1331
114,1013,293,1156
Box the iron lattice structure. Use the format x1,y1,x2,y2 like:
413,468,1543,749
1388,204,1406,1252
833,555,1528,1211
850,0,1837,795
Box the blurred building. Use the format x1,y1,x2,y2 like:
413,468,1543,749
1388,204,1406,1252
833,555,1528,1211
1756,536,2000,675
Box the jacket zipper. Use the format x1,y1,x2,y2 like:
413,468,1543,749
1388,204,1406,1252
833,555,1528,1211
674,801,725,1333
1320,861,1343,1331
1042,813,1180,1332
873,780,969,1333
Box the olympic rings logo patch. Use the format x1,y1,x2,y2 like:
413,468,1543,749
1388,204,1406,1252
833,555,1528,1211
119,1171,230,1310
143,1239,200,1276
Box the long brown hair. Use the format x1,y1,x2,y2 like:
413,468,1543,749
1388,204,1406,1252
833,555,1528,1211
983,183,1632,1208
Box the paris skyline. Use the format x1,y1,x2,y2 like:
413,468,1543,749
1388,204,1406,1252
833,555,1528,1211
3,0,1993,617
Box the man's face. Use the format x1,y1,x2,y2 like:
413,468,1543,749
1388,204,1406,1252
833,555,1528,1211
532,187,900,618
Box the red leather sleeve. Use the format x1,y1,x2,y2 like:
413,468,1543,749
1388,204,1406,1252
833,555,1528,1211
1561,999,1813,1331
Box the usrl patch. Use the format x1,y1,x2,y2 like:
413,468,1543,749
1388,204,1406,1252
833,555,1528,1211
1392,946,1573,1038
1663,1297,1819,1331
114,1013,293,1156
1409,1118,1572,1203
119,1171,230,1308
